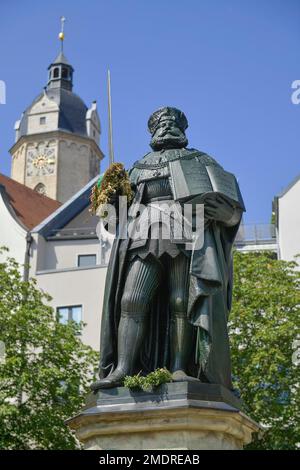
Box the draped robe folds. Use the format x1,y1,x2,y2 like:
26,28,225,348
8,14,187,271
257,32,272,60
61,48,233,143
98,149,243,390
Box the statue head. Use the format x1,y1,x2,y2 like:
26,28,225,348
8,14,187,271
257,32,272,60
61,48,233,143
148,107,188,151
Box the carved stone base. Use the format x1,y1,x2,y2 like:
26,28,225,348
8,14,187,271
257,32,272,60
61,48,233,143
67,382,260,450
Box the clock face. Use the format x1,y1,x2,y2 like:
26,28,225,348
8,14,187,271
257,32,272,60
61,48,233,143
26,144,56,177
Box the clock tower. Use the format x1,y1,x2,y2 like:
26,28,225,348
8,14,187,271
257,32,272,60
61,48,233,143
10,43,103,203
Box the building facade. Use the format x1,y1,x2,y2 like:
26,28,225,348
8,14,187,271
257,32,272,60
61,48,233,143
273,174,300,263
0,173,61,278
29,177,111,350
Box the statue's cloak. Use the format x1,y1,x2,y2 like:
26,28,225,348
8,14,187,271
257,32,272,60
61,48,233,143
98,149,243,390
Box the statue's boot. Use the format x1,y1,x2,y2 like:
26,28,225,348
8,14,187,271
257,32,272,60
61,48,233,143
170,315,200,383
91,313,146,391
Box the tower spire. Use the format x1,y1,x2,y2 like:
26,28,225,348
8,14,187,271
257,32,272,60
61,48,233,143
47,17,73,91
59,16,66,52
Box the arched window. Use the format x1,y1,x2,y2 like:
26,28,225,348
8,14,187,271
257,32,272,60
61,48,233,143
62,67,69,79
53,67,60,79
34,183,46,196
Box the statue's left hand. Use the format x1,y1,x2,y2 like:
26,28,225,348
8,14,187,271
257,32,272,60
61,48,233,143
204,195,235,223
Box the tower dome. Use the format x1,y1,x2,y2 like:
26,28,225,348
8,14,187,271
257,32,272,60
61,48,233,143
15,51,94,140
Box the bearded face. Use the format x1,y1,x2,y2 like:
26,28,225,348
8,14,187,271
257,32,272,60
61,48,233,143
150,118,188,151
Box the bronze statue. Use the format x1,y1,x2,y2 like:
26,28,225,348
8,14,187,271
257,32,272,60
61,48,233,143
91,107,244,391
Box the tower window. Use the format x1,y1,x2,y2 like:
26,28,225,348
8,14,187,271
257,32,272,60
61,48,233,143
40,116,46,125
34,183,46,196
62,67,69,79
53,67,60,78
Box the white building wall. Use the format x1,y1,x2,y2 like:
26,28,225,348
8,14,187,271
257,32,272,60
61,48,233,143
42,239,101,271
278,179,300,262
0,192,27,269
29,231,107,350
34,266,107,350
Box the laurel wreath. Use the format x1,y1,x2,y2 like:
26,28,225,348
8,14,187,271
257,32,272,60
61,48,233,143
90,162,134,216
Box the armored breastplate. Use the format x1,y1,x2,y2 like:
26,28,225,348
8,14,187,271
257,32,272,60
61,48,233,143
129,148,220,189
143,177,172,203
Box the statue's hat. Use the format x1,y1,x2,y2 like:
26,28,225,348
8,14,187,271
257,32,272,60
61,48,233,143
148,107,188,135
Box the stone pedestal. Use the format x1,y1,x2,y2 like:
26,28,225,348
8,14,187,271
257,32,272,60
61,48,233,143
67,382,260,450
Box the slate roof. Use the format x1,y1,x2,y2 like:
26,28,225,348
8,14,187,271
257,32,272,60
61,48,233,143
32,174,100,236
17,87,88,138
50,87,87,135
17,50,88,138
51,52,73,68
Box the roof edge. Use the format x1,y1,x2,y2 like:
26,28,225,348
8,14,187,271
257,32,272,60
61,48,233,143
0,184,29,232
276,173,300,199
31,174,101,235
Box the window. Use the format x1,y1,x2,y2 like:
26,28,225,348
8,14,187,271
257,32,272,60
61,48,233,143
34,183,46,195
57,305,82,325
53,67,60,78
77,254,97,267
62,67,69,79
40,116,46,125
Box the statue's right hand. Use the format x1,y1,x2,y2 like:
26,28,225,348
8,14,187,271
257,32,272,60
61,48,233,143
108,191,118,205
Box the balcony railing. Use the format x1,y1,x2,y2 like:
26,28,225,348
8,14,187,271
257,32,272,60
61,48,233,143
235,224,276,245
47,224,277,246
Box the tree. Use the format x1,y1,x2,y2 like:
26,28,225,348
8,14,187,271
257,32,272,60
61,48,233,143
0,249,98,449
1,248,299,450
229,251,300,450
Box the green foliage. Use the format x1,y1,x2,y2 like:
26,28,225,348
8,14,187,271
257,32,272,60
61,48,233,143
230,251,300,450
270,211,276,225
124,368,172,392
1,247,299,450
0,249,98,449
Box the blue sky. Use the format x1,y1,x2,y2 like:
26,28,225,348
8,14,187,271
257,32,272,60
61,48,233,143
0,0,299,223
